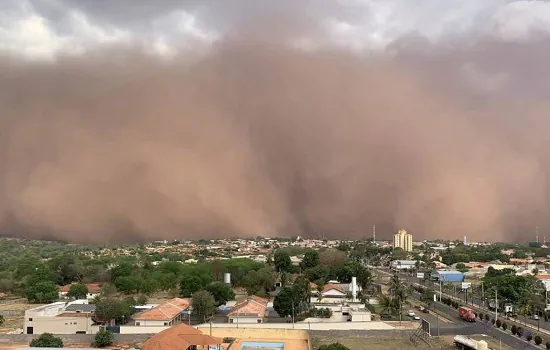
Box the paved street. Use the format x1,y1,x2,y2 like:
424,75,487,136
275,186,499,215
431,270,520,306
377,268,541,349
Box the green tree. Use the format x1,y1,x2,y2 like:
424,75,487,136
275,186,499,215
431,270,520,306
420,287,434,308
301,249,319,270
30,333,63,348
94,329,114,348
115,276,143,294
535,336,543,346
455,262,469,273
180,275,206,297
205,282,235,306
273,250,292,273
26,281,58,303
95,298,132,326
191,290,216,323
137,294,149,305
391,248,408,261
318,343,350,350
273,287,298,318
0,314,4,326
388,274,409,323
67,284,88,299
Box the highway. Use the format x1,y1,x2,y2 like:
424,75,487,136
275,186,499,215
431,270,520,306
375,268,540,349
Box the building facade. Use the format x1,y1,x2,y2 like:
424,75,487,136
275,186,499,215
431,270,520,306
393,229,413,252
24,300,97,335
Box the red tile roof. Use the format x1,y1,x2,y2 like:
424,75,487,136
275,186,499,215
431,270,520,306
228,297,268,317
142,323,221,350
322,283,345,294
58,283,103,293
134,298,190,321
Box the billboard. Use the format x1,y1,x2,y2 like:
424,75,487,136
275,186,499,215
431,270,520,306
421,319,431,335
417,272,425,279
461,282,472,290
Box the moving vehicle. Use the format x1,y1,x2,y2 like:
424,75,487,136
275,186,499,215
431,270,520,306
408,310,415,317
413,315,421,320
532,315,540,320
458,306,476,322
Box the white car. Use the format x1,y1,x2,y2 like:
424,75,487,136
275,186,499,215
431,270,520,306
408,311,416,317
413,315,421,320
532,315,540,320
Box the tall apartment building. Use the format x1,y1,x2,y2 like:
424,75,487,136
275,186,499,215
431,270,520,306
393,229,413,252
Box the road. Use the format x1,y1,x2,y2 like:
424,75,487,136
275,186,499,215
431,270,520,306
375,268,540,349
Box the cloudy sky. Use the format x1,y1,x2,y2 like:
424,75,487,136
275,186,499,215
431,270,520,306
2,0,550,59
2,1,550,243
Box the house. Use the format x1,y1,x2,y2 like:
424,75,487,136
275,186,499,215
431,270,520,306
24,300,97,334
58,283,103,301
227,296,268,324
390,260,417,271
133,298,190,327
141,323,221,350
349,307,373,322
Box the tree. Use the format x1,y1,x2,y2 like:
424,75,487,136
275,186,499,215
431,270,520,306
511,324,517,335
391,248,408,261
95,298,132,326
455,263,468,273
388,274,409,322
180,275,208,297
420,287,434,308
115,276,142,294
0,314,4,326
495,319,501,328
26,281,58,303
205,282,235,306
94,329,114,348
274,287,298,318
301,249,319,270
30,333,63,348
502,322,507,331
535,335,543,346
137,294,148,305
546,341,550,350
191,290,216,323
526,334,533,343
67,284,88,299
273,250,292,273
318,343,350,350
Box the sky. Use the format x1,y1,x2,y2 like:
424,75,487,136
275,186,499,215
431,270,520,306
1,0,550,243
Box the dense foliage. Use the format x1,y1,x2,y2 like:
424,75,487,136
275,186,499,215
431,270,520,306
30,333,64,348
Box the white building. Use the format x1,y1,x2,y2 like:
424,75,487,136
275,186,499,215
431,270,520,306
227,296,268,324
390,260,417,271
349,307,373,322
24,300,98,335
133,298,190,327
393,229,413,252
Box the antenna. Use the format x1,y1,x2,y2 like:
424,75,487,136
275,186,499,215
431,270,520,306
373,225,376,244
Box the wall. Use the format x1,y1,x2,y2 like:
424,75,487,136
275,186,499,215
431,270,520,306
119,325,168,334
0,309,24,316
228,317,262,324
0,333,153,345
196,327,309,341
24,316,94,335
134,319,169,327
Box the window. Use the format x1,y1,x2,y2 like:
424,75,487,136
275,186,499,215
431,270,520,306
28,318,33,321
257,319,262,323
164,322,169,326
229,319,234,323
136,322,141,326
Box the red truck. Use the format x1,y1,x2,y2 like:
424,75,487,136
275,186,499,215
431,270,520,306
458,306,476,322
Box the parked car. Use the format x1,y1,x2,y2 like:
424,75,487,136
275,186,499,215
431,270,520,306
413,315,421,320
408,310,416,317
380,313,392,319
421,308,429,314
532,315,540,320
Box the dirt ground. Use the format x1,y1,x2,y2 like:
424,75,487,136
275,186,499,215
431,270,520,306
441,334,514,350
311,334,453,349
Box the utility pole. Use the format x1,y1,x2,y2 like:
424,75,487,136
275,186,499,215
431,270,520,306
481,282,485,308
373,225,376,244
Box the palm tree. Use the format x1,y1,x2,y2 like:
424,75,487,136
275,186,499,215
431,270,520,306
388,273,409,323
378,293,399,317
316,285,324,303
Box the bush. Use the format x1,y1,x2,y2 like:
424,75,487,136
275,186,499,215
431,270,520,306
94,329,114,348
479,312,484,320
511,325,517,335
137,294,148,305
318,342,351,350
485,314,490,321
546,341,550,350
30,333,63,348
502,322,507,331
495,319,501,328
0,314,4,326
491,318,495,325
535,335,542,346
526,334,533,343
517,327,524,338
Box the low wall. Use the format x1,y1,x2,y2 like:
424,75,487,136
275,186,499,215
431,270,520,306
0,333,154,345
119,325,168,334
0,309,24,316
196,327,309,341
310,329,412,339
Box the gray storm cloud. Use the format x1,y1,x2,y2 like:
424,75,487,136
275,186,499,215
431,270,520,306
1,1,550,243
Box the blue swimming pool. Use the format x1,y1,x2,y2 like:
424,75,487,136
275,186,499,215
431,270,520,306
240,341,285,349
